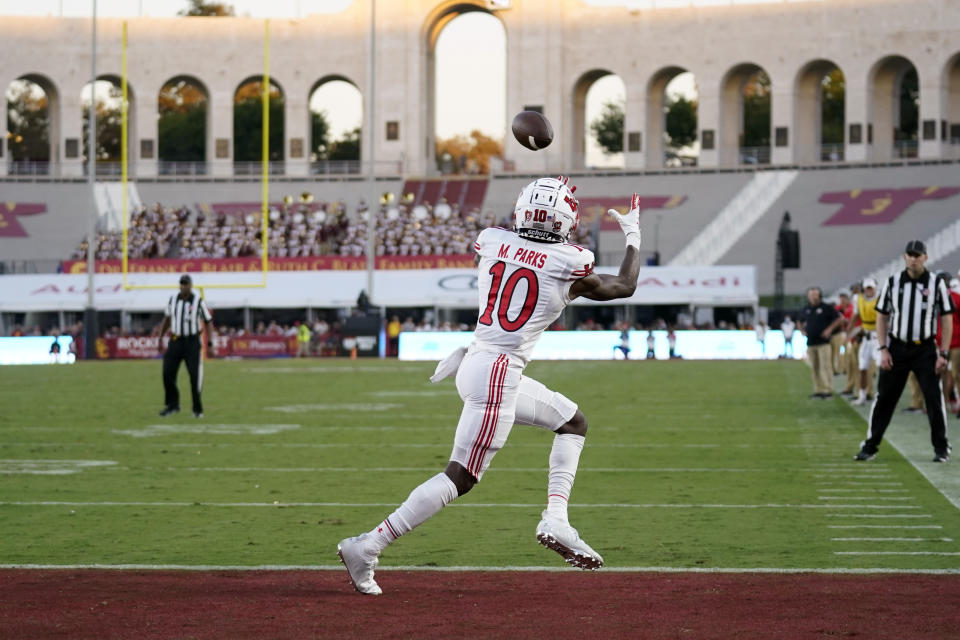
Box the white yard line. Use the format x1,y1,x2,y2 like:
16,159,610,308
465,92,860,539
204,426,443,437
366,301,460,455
825,514,932,518
843,394,960,512
1,563,959,574
828,525,943,529
817,488,906,492
834,551,960,556
831,537,953,542
814,482,904,486
0,501,927,509
817,497,914,501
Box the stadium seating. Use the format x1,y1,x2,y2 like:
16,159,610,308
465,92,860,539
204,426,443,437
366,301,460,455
3,164,960,298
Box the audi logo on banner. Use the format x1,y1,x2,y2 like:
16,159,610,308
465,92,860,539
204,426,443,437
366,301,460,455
438,274,479,291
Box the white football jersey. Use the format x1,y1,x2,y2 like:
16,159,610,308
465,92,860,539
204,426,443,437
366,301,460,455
471,226,595,365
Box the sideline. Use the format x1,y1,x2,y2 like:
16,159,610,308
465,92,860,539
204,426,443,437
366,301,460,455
2,563,960,574
837,380,960,511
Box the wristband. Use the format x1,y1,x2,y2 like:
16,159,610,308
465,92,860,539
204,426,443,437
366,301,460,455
940,350,949,359
625,232,641,250
878,345,887,351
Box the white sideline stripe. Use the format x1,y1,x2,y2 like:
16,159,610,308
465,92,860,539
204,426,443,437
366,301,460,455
813,480,903,487
2,564,960,575
831,537,953,542
817,497,914,501
826,514,932,518
835,552,960,556
814,475,894,479
0,440,909,457
817,489,908,493
0,501,925,509
828,525,943,529
106,466,865,474
815,463,890,467
243,365,428,373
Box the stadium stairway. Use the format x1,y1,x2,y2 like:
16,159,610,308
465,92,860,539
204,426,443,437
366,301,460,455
854,216,960,294
93,182,142,233
668,170,798,266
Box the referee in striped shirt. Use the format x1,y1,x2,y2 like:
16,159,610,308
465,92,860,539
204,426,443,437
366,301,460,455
158,274,215,418
855,240,955,462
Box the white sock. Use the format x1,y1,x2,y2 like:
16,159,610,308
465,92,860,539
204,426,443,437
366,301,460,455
546,433,585,523
857,389,866,401
368,472,458,553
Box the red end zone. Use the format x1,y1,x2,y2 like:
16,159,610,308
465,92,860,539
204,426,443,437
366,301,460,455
2,569,957,639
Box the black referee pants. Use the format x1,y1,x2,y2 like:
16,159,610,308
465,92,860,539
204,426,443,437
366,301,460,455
864,339,948,454
163,335,203,414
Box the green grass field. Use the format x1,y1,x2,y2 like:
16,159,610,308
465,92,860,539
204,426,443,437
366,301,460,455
2,358,959,572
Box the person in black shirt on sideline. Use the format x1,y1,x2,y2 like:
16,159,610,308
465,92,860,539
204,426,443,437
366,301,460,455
799,287,845,399
157,274,215,418
855,240,955,463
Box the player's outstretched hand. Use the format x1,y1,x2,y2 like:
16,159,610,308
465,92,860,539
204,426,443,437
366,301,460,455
607,193,641,248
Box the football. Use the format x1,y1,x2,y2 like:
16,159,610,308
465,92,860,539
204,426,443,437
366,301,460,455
511,111,554,151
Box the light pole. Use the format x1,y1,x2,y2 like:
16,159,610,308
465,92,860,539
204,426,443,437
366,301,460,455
84,0,98,359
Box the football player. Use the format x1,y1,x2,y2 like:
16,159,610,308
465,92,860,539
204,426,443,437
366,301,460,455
338,177,642,594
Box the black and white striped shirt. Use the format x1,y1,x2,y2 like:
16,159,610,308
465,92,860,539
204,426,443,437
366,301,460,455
165,292,213,337
876,269,955,342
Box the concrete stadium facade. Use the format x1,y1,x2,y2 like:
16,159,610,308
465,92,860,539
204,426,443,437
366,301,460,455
1,0,958,178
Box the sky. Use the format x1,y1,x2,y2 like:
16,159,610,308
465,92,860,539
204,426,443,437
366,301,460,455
0,0,711,165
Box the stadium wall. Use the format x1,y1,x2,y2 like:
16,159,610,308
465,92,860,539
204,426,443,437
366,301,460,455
0,0,958,177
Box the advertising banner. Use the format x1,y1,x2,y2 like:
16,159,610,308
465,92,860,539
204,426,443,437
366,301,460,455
0,265,756,312
60,255,476,274
94,335,296,359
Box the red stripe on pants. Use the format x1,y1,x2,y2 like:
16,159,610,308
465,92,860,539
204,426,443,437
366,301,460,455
467,355,509,477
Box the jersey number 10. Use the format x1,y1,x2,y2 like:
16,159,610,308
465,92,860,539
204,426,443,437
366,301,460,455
478,261,540,332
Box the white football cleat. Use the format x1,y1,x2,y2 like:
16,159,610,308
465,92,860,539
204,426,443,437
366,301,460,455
536,511,604,570
337,533,382,595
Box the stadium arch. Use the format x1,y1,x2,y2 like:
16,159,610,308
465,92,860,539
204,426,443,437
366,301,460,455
792,60,844,165
422,2,506,176
942,51,960,147
570,69,623,170
5,73,60,175
718,63,771,167
157,75,210,175
646,66,697,169
233,75,286,172
307,74,363,174
82,74,137,175
866,54,919,162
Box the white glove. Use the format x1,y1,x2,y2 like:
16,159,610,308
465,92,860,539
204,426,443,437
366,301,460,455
429,346,467,383
607,193,642,250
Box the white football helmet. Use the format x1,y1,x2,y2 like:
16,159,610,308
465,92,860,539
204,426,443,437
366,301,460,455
513,176,580,243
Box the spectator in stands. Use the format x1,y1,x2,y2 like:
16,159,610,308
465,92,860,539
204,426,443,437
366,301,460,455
799,286,844,399
265,320,283,336
645,329,656,359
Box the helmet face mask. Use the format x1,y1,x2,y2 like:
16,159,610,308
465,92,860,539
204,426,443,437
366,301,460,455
513,177,579,243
